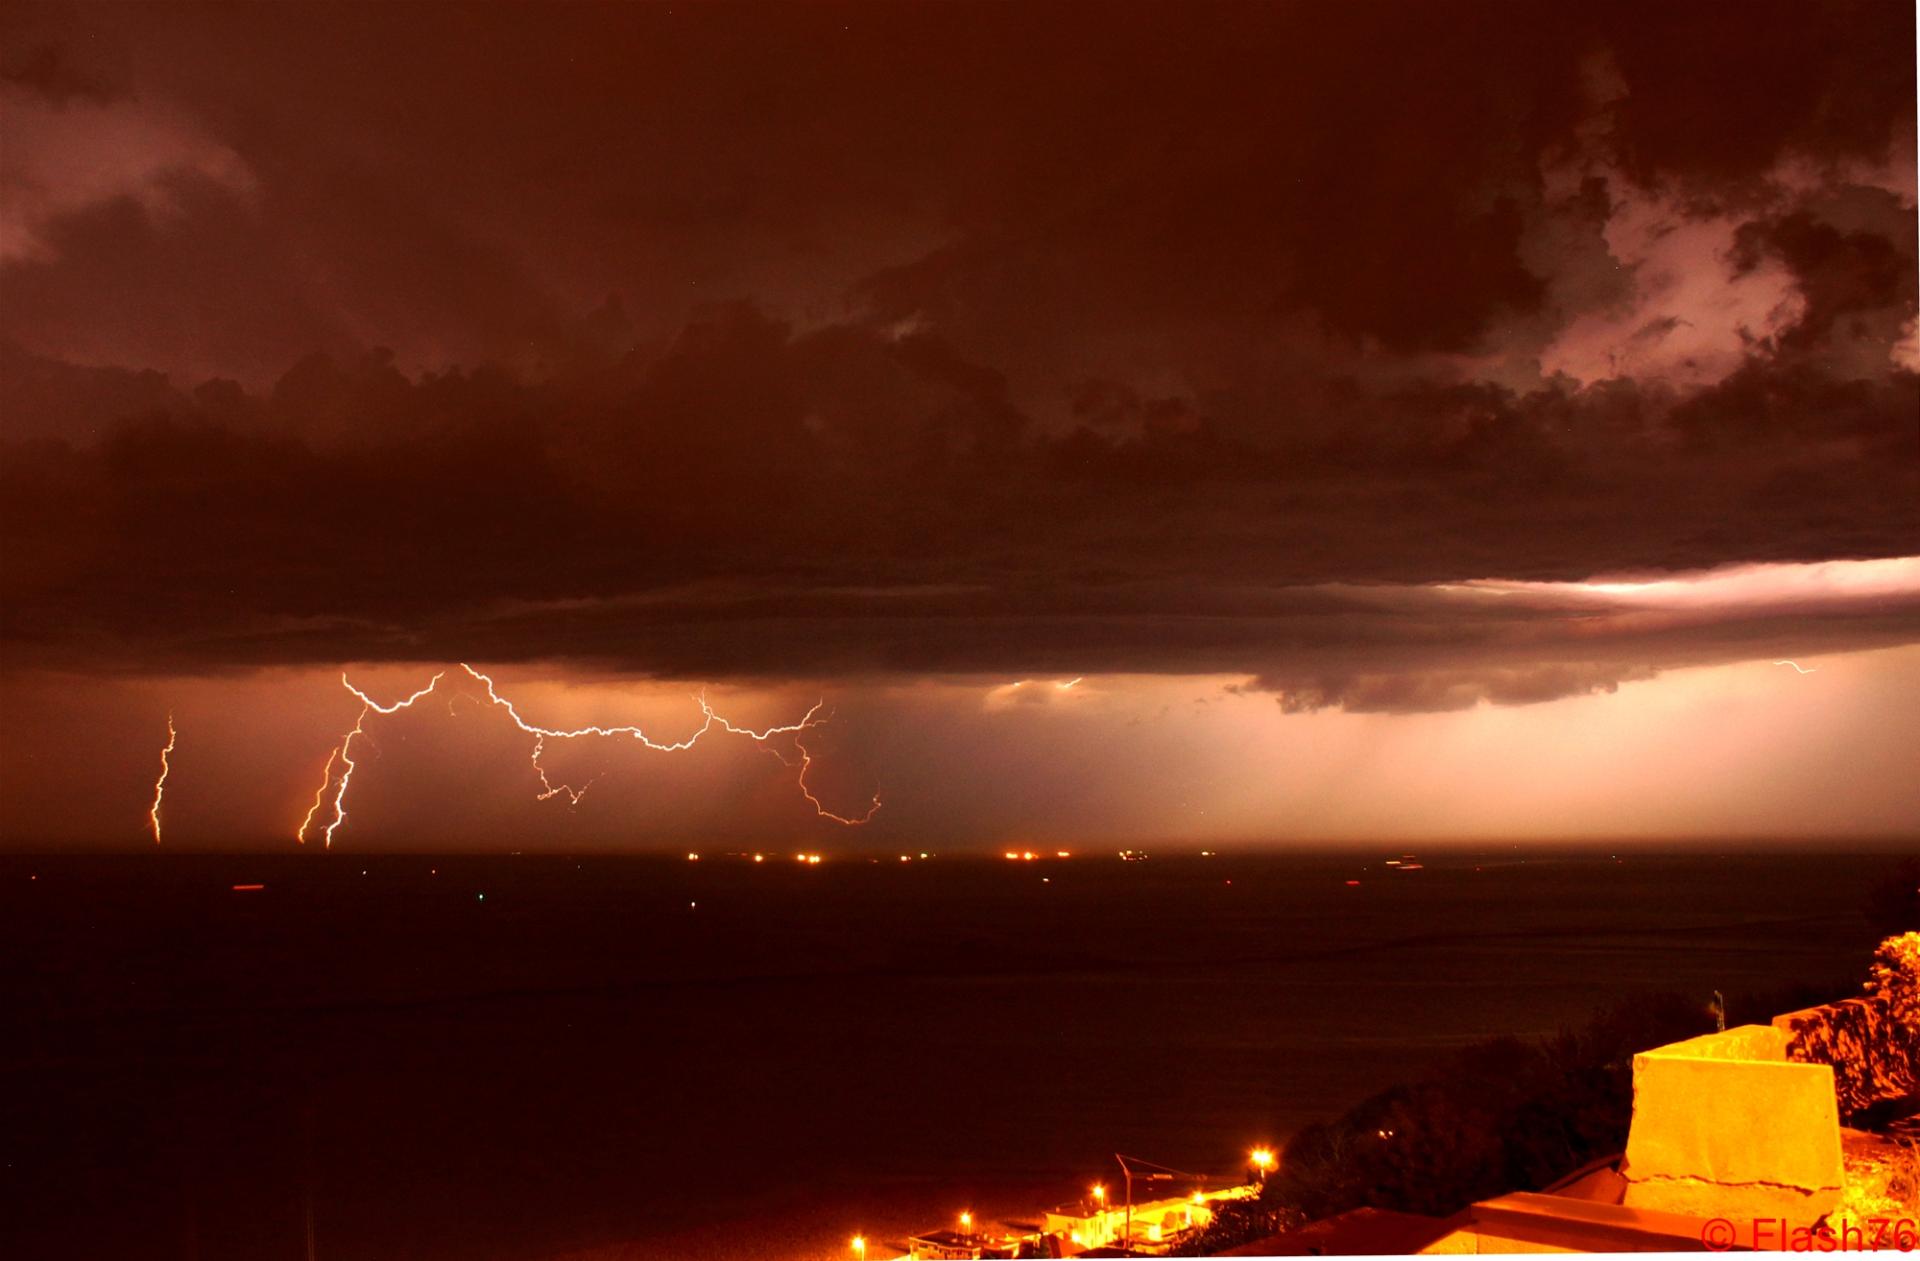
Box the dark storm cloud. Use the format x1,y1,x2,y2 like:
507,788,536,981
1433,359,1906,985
1734,207,1919,359
4,312,1915,686
5,0,1905,381
1,1,1915,698
1243,664,1662,716
0,16,124,106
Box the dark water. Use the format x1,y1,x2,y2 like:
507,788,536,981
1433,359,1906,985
0,848,1900,1260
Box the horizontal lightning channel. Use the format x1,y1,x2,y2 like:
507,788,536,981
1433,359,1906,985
296,664,878,845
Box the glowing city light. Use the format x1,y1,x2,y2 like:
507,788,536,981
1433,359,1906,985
294,664,878,847
148,714,176,845
1250,1146,1276,1171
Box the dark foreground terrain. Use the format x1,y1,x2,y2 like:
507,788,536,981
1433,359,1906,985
0,847,1900,1260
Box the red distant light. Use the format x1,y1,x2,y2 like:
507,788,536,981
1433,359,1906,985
232,883,265,892
1344,879,1361,886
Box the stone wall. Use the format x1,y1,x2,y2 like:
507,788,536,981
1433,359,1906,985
1620,1025,1844,1222
1774,997,1920,1121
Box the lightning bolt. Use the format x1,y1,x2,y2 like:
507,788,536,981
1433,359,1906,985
297,672,446,848
297,747,340,842
297,664,879,845
699,700,880,824
149,714,176,844
1772,659,1818,674
794,734,884,826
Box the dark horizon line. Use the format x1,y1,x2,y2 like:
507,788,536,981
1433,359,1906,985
5,835,1917,859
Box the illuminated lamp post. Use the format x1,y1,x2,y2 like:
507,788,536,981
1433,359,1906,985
850,1234,866,1260
1250,1146,1276,1184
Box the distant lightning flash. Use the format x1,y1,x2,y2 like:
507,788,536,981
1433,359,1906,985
1772,660,1818,674
149,714,176,844
297,672,446,848
794,734,884,826
297,664,879,845
298,747,340,840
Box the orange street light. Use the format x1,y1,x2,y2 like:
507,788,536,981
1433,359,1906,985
959,1210,973,1235
1250,1146,1276,1179
850,1235,866,1260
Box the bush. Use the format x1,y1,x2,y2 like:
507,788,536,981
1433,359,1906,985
1867,932,1920,1027
1182,1197,1306,1255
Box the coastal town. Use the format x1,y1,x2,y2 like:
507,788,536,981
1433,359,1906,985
852,932,1919,1258
856,1158,1268,1260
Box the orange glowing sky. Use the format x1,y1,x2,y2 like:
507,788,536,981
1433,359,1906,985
4,557,1917,849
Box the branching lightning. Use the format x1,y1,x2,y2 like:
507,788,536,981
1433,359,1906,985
1772,659,1818,674
295,664,879,845
149,714,176,844
794,734,884,826
297,672,446,848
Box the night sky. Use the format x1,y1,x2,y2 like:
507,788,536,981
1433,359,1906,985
2,1,1916,848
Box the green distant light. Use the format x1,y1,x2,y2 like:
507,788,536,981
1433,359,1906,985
477,893,486,901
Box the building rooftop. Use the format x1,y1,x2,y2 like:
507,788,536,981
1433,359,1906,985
1218,1206,1459,1256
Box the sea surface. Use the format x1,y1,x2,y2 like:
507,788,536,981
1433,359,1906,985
0,847,1902,1261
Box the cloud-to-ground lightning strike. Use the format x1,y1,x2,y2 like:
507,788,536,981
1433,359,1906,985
793,734,884,826
297,664,879,845
1772,660,1818,674
149,714,176,844
297,672,446,847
